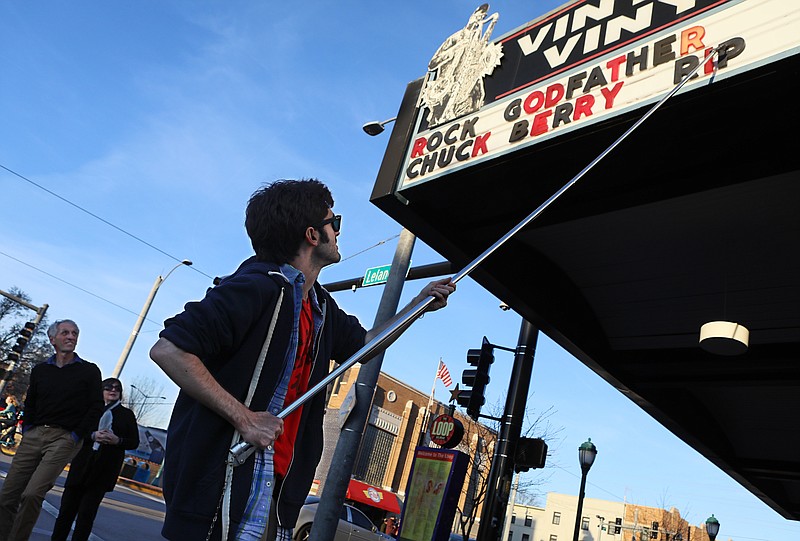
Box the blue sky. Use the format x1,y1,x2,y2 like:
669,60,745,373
1,2,797,540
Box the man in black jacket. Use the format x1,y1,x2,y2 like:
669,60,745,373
0,319,103,541
151,179,455,540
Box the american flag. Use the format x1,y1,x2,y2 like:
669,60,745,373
436,359,453,387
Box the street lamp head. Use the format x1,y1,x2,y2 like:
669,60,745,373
362,117,397,136
705,514,720,540
578,438,598,472
181,259,193,266
130,384,166,400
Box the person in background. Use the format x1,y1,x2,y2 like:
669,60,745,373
51,377,139,541
0,319,103,541
385,517,398,537
0,397,19,446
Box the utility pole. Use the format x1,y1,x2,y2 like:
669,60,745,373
309,228,417,541
0,289,48,396
500,472,519,541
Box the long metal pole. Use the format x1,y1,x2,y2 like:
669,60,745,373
419,359,440,446
230,45,722,465
573,469,589,541
308,228,416,541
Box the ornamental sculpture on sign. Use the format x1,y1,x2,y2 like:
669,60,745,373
420,4,503,128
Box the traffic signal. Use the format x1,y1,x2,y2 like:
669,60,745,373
614,518,622,534
456,336,494,420
8,322,36,362
651,521,659,539
12,322,35,353
514,437,547,472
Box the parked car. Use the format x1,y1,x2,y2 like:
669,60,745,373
293,496,394,541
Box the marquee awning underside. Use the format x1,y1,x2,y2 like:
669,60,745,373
371,53,800,520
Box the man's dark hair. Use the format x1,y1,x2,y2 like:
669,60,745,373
245,179,334,264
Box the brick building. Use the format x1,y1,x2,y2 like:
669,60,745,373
313,362,495,536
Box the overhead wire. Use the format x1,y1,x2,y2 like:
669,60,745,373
0,163,215,279
2,162,400,276
340,234,400,262
1,161,404,325
0,249,161,326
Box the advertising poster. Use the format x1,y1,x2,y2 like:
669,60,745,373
398,448,468,541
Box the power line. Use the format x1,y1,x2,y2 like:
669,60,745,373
1,230,406,327
340,234,400,262
550,463,625,502
2,162,401,277
0,249,162,326
0,163,214,280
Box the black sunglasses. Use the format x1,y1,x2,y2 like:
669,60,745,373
103,384,122,391
312,214,342,233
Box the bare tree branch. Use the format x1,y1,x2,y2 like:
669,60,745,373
450,394,562,539
123,375,168,427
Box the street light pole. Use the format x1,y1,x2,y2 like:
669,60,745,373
112,260,192,378
572,438,597,541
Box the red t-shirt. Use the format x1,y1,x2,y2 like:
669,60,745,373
273,298,314,477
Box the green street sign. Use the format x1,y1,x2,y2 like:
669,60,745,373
362,264,392,287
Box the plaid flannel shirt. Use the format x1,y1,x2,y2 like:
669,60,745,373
237,265,322,540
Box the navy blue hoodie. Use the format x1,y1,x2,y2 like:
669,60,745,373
159,258,366,540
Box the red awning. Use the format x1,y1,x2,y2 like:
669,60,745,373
345,479,402,514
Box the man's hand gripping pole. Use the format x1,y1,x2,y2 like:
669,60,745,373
229,45,722,468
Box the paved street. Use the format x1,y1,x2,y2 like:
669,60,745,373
0,452,165,541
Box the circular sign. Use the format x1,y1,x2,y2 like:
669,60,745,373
366,486,382,503
429,414,464,449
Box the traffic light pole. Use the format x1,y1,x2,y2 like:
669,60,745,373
308,228,416,541
0,289,48,396
477,319,539,541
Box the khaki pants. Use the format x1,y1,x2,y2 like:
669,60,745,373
0,426,82,541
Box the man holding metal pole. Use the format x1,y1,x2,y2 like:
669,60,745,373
150,179,454,541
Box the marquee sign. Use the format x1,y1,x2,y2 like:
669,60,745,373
398,0,800,189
